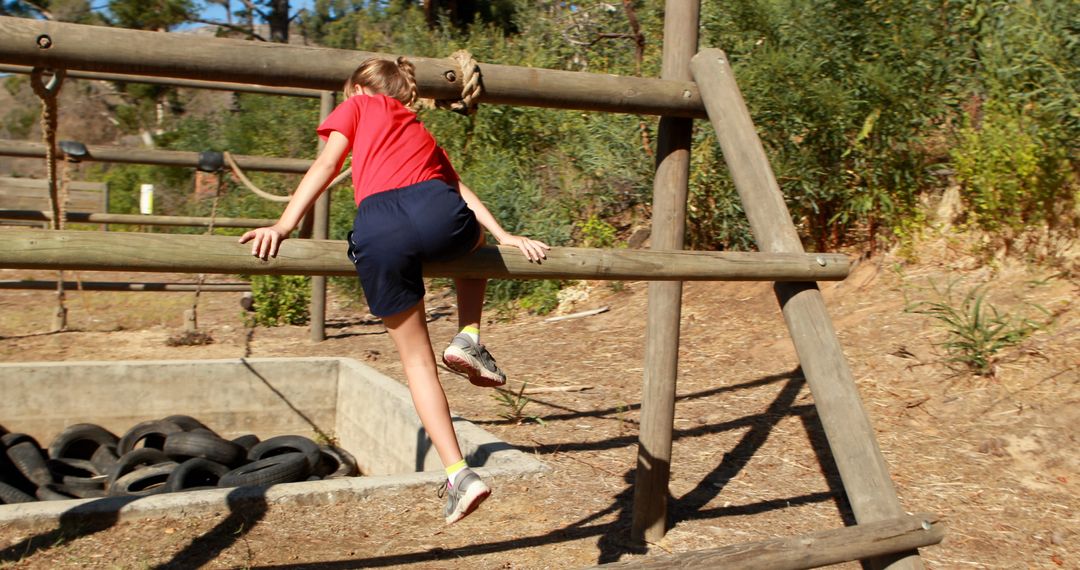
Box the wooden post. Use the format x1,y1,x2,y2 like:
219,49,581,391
183,308,197,331
691,48,924,570
631,0,699,544
310,91,335,343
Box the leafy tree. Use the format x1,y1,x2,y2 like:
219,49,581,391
106,0,194,31
0,0,99,22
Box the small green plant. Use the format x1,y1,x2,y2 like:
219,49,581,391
905,281,1048,376
250,275,310,326
492,383,544,425
578,214,620,249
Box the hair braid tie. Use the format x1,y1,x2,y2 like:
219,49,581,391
436,50,483,116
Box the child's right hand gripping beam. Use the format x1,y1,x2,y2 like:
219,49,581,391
239,224,290,260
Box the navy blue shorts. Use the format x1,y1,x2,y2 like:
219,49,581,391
346,179,481,317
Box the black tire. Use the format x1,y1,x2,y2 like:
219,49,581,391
0,480,35,504
117,419,183,455
6,440,53,486
219,453,310,488
230,434,260,452
248,436,321,472
165,458,231,492
47,423,119,461
108,461,178,497
0,441,36,494
36,484,77,501
58,482,107,499
163,431,245,467
0,432,36,448
162,415,209,432
90,443,119,474
315,445,359,478
48,457,100,478
107,448,170,489
47,458,107,497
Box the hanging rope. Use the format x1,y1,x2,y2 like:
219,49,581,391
435,50,484,116
187,172,225,332
30,67,68,332
223,151,352,203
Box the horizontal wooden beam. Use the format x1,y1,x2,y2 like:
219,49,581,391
0,280,250,292
590,513,943,569
0,210,277,228
0,64,324,98
0,139,311,174
0,16,705,118
0,229,851,281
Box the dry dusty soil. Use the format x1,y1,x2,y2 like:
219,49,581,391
0,237,1076,569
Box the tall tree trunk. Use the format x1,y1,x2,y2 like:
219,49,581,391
268,0,289,43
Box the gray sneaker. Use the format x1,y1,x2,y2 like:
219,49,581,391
442,333,507,387
439,468,491,524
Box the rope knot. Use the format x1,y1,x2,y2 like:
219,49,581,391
435,50,483,116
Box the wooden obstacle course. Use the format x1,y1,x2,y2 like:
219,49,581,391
0,9,937,568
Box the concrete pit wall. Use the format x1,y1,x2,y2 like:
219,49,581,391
0,358,547,528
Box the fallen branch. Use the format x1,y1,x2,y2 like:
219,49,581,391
522,385,594,394
544,307,610,323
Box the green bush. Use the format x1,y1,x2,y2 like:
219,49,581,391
251,275,311,327
952,101,1042,235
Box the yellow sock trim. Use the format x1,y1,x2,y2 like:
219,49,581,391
445,459,468,479
461,326,479,335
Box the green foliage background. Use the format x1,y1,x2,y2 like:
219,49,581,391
32,0,1076,315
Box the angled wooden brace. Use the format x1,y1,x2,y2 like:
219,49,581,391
690,48,928,570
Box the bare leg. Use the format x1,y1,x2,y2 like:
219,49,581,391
382,300,463,468
454,278,487,331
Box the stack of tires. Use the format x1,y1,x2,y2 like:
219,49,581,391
0,416,358,503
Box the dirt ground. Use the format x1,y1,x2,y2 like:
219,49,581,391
0,235,1076,569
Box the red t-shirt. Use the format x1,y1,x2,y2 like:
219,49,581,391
316,94,459,205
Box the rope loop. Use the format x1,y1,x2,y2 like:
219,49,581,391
223,151,351,203
31,67,68,331
436,50,483,116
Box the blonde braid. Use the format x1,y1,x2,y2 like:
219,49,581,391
395,57,419,110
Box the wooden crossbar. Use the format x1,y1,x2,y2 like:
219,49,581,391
0,280,250,292
0,229,850,282
0,139,312,174
0,210,277,228
590,513,944,569
0,16,704,118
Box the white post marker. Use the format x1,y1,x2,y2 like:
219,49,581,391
139,183,154,215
